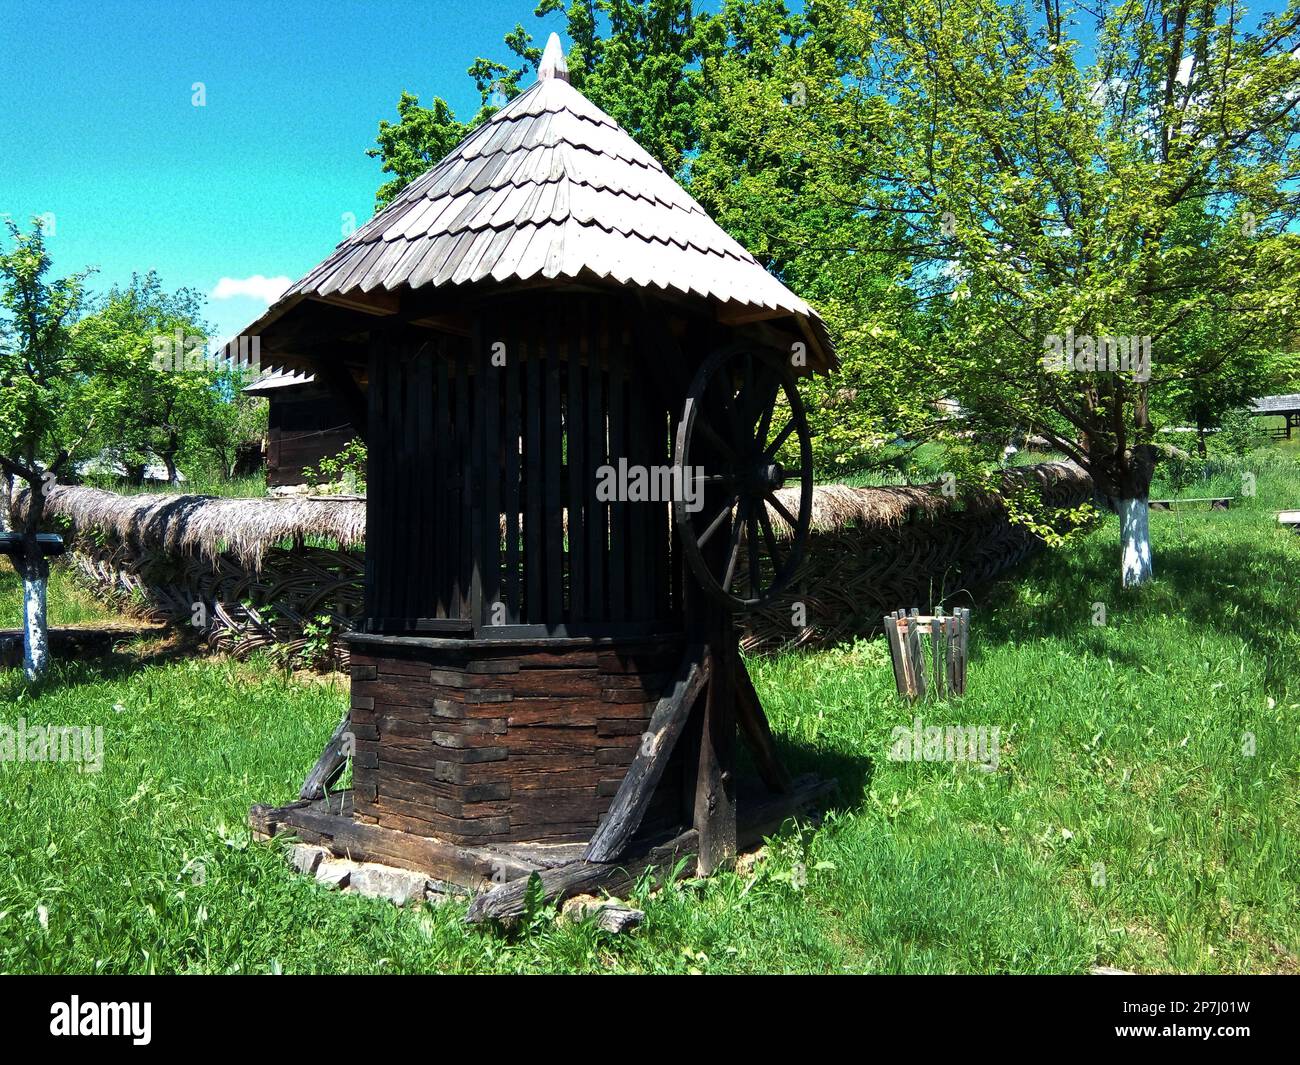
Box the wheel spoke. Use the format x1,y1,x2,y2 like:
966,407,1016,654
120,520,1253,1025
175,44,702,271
696,495,738,550
746,511,760,599
765,417,795,459
757,502,784,574
754,377,780,447
721,501,747,592
766,491,799,530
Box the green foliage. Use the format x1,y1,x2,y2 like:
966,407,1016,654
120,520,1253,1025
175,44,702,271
0,219,98,498
302,438,367,495
368,93,468,209
1213,408,1273,457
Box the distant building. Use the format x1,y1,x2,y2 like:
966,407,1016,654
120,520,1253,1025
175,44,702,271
1249,394,1300,439
243,371,358,489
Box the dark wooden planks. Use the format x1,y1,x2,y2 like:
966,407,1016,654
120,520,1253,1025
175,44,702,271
503,343,522,623
525,343,543,621
544,320,564,626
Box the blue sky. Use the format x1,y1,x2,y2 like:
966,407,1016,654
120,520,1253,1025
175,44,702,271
0,0,573,344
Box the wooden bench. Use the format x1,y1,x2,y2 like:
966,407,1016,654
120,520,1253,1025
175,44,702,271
1149,497,1232,511
1277,511,1300,530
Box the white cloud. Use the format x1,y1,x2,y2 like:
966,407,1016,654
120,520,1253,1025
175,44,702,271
211,274,292,305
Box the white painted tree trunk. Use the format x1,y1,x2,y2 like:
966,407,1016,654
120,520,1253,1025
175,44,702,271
23,564,49,681
1119,497,1153,587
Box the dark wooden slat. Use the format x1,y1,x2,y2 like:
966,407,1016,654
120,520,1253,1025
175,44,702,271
525,344,543,621
567,323,586,621
434,349,450,618
454,347,471,618
469,324,485,629
607,332,627,620
544,324,564,625
627,357,650,620
362,336,383,621
503,343,522,623
387,338,408,620
585,305,606,621
583,644,710,862
477,320,500,630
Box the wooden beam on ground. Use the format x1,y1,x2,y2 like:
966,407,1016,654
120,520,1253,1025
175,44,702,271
299,712,353,801
249,793,540,887
464,774,835,924
582,644,710,863
733,658,793,794
466,830,699,924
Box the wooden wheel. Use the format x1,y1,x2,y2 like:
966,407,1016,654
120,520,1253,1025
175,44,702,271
673,344,813,612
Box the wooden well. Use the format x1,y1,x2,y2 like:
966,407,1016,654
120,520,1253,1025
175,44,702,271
244,35,837,911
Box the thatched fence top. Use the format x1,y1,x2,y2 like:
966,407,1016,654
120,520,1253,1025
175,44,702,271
766,461,1090,536
21,461,1089,571
22,486,366,568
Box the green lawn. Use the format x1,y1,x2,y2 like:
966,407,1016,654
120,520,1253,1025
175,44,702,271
0,455,1296,973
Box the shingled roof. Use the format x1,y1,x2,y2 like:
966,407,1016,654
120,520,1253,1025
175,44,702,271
239,34,832,369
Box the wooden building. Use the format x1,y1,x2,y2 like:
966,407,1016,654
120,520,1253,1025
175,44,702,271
1250,393,1300,439
245,36,836,912
243,371,359,488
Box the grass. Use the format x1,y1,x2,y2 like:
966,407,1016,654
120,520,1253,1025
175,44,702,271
0,455,1296,973
0,565,119,628
80,471,268,498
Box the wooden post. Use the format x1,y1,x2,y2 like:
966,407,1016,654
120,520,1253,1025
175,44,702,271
695,625,737,875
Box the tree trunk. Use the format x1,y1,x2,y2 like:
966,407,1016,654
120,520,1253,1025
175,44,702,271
21,555,50,681
1118,497,1153,588
164,453,179,485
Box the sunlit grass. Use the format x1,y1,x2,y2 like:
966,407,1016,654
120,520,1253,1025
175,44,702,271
0,451,1296,973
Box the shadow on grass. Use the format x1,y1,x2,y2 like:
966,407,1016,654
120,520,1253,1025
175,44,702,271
0,634,210,701
975,518,1300,684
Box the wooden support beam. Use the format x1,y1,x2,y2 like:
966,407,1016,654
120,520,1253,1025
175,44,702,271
733,658,793,794
583,644,710,862
694,639,737,875
299,712,353,801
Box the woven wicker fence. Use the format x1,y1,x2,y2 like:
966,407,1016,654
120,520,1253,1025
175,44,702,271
43,462,1091,663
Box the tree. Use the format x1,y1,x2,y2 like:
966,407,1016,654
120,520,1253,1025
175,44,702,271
0,220,98,679
368,93,467,209
817,0,1300,585
73,272,219,485
369,2,711,208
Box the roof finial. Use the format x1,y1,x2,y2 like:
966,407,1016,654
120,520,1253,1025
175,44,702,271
538,33,570,83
